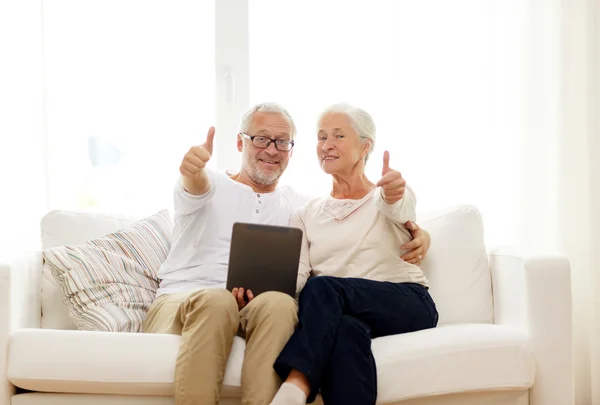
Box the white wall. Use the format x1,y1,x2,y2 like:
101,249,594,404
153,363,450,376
0,0,46,256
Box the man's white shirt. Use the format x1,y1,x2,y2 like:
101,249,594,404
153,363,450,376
156,168,311,297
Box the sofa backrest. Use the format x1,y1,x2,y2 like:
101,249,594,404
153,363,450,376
38,205,493,330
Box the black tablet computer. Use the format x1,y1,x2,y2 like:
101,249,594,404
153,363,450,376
226,222,303,298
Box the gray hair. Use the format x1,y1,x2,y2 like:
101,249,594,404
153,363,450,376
318,103,376,161
239,102,297,140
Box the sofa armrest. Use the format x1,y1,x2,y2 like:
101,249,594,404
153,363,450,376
489,247,573,405
0,251,43,404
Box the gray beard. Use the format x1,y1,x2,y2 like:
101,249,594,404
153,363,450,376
243,159,282,186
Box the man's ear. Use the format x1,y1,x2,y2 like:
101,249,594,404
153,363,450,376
237,133,243,152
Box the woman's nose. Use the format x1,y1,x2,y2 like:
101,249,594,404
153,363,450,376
322,139,334,150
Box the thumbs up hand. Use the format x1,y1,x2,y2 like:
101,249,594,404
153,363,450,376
178,127,216,195
180,126,215,177
375,150,406,204
202,126,215,156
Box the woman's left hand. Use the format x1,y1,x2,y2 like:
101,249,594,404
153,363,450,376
400,221,431,265
376,151,406,204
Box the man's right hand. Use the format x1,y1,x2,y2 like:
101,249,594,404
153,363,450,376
232,287,254,310
179,127,215,195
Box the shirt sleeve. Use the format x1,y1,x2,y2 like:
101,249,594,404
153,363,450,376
290,210,311,295
374,184,417,226
173,168,216,218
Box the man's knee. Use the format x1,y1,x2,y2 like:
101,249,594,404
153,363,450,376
248,291,298,323
184,288,238,318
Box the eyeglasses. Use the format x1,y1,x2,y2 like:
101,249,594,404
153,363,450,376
240,133,295,152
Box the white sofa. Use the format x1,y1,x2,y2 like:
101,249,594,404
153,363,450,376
0,205,574,405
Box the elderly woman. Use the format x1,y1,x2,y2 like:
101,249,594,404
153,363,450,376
268,104,438,405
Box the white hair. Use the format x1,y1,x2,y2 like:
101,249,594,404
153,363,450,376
239,102,297,139
318,103,376,161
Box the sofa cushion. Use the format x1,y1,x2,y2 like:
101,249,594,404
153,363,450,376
7,324,534,401
40,265,78,330
7,329,244,397
418,205,493,325
40,211,145,330
373,324,534,403
40,210,143,329
42,210,172,332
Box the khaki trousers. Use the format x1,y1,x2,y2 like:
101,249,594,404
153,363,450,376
143,289,297,405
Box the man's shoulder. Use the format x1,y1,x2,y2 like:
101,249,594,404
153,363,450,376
207,167,232,184
279,185,313,209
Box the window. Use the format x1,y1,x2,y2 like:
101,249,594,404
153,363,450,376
44,0,215,215
42,0,523,247
247,0,522,246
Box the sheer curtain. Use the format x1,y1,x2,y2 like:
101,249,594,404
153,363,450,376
557,1,599,403
518,1,599,404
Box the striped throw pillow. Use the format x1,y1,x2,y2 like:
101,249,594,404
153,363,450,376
43,210,172,332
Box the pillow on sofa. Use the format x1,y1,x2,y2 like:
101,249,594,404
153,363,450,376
418,205,493,325
42,210,172,332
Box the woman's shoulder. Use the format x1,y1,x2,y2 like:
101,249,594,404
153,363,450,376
304,195,330,211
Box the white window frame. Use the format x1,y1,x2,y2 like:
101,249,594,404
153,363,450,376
214,0,249,172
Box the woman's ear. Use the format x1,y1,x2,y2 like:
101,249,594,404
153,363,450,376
360,140,371,160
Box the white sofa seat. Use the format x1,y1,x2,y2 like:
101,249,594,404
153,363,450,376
373,324,534,403
7,324,534,403
7,330,244,397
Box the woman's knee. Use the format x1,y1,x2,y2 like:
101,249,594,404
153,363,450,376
302,275,338,295
337,315,370,339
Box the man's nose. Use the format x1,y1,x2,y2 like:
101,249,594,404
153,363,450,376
265,141,279,154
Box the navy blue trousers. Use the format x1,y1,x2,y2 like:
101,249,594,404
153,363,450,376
274,276,438,405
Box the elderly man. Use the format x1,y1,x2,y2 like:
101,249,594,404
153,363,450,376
143,103,431,405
